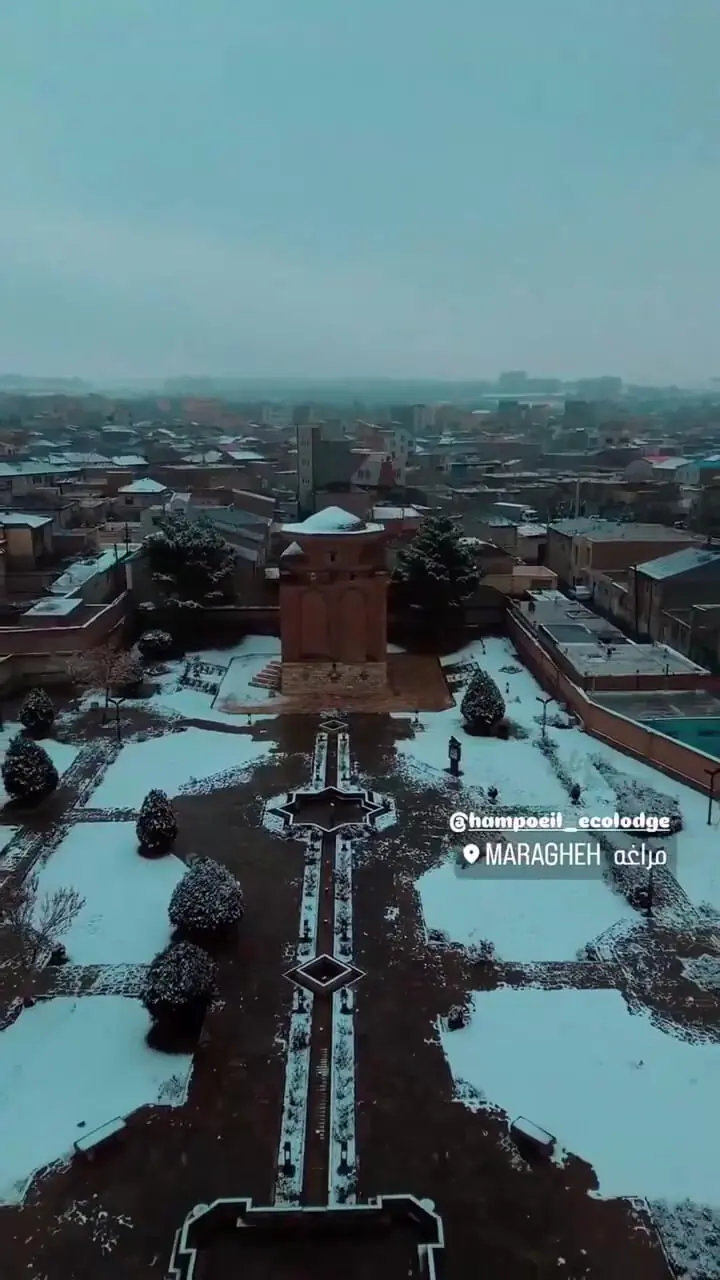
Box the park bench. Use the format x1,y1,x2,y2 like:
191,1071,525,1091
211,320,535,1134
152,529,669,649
510,1116,556,1159
73,1116,127,1162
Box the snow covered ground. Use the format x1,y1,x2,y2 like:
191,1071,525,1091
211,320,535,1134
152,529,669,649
419,860,636,962
34,823,184,964
439,987,720,1206
0,996,192,1204
0,723,79,807
84,726,271,810
214,652,281,711
408,637,720,1273
406,637,720,920
136,636,281,723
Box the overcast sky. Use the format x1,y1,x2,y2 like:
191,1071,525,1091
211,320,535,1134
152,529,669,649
1,0,718,383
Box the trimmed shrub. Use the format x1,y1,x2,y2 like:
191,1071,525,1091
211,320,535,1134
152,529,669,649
136,788,178,855
138,629,173,660
169,857,244,939
19,688,55,737
142,941,216,1025
1,734,59,802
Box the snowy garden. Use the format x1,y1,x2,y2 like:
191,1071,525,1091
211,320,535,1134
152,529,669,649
0,568,718,1275
0,668,271,1208
393,635,720,1276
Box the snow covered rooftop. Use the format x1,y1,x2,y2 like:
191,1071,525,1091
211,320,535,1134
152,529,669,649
23,597,83,618
636,548,720,581
281,506,383,536
48,544,141,594
111,455,148,467
0,511,53,528
371,506,422,520
280,540,304,558
118,478,169,494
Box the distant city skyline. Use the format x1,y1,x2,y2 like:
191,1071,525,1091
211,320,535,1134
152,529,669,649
1,0,718,383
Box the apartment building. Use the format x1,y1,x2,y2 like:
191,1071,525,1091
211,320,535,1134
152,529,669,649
546,518,699,588
296,422,408,517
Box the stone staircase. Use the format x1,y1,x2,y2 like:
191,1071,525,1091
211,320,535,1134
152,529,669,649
249,660,282,692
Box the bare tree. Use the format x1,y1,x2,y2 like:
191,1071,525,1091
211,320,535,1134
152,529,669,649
68,645,143,739
1,872,85,971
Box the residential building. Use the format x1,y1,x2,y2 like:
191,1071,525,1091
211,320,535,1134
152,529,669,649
688,485,720,535
296,423,405,517
681,455,720,486
115,477,172,519
511,590,707,692
630,547,720,639
473,517,519,555
0,461,81,496
0,512,54,567
516,522,547,563
546,518,699,589
624,455,689,482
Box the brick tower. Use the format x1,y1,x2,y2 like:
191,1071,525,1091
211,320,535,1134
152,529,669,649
278,506,388,697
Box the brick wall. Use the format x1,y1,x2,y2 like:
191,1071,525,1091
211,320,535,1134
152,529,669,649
507,610,718,793
0,593,129,654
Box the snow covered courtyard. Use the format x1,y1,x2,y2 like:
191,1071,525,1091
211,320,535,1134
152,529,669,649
0,996,192,1204
439,986,720,1206
419,859,637,962
34,823,184,965
394,636,720,1272
137,635,282,723
84,725,272,810
406,636,720,931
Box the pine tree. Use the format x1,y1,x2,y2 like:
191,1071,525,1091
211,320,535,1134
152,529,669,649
143,512,236,603
2,734,59,802
460,669,506,734
136,789,178,855
392,514,480,614
143,941,216,1024
169,857,244,938
18,688,55,737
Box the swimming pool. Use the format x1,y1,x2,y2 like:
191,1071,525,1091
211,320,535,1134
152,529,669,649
644,717,720,759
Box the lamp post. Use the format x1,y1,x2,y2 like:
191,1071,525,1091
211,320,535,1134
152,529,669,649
646,864,655,918
536,694,553,739
705,766,720,826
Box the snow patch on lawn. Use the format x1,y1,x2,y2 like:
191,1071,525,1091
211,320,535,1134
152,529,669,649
34,823,184,964
419,857,637,962
439,987,720,1204
0,996,192,1204
84,727,271,809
